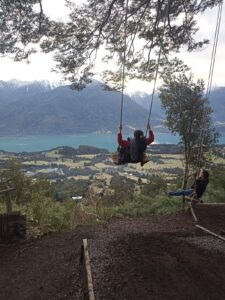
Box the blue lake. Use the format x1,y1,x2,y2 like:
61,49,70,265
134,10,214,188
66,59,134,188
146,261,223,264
0,133,224,153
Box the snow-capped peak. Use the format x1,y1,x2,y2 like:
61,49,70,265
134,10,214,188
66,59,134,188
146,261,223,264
126,90,150,98
6,79,62,90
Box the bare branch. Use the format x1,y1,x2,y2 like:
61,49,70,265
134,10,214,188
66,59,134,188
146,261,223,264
38,0,43,33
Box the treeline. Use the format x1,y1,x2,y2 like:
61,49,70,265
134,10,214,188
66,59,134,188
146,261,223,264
0,160,92,232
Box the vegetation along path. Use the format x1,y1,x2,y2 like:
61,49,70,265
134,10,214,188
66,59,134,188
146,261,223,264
1,207,225,300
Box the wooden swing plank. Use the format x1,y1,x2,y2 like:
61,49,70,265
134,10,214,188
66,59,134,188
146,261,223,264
82,239,95,300
188,204,198,223
196,225,225,242
199,203,225,205
185,196,200,203
111,151,149,165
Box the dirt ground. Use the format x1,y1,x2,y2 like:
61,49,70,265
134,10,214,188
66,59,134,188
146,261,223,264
1,206,225,300
194,204,225,234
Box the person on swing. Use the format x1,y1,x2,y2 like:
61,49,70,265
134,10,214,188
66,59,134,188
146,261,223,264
166,168,209,201
117,124,154,166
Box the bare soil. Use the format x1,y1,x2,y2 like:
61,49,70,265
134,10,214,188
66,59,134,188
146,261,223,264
194,204,225,234
1,207,225,300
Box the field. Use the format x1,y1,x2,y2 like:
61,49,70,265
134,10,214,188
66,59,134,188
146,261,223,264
1,147,224,182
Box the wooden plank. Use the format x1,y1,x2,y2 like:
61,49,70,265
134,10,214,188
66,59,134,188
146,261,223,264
5,192,12,213
199,203,225,205
196,225,225,242
185,196,200,203
0,213,26,241
83,239,95,300
188,204,198,223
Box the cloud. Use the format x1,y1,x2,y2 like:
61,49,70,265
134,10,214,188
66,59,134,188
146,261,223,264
178,2,225,86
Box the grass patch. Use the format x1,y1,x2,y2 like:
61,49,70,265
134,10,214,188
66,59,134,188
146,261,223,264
45,150,62,158
94,192,182,220
5,198,86,232
23,161,51,166
77,154,97,159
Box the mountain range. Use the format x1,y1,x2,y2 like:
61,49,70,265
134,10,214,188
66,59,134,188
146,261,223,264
130,88,225,132
0,80,224,136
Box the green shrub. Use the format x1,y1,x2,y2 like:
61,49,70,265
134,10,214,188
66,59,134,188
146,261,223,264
96,192,181,219
142,175,167,198
44,201,77,231
10,193,78,232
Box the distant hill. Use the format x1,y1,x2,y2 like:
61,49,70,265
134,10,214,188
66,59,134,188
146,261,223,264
0,80,224,136
209,87,225,130
0,80,156,136
130,87,225,133
0,79,55,106
56,145,109,155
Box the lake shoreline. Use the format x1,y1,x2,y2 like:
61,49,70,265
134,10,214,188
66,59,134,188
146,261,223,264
0,133,224,153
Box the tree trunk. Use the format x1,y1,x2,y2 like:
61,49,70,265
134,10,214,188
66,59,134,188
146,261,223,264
182,155,189,209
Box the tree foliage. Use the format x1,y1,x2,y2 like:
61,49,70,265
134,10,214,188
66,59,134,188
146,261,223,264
0,159,53,204
159,71,218,186
0,0,223,88
0,0,48,60
0,160,32,203
39,0,222,88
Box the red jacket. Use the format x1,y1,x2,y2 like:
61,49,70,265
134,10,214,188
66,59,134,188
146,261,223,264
117,130,154,147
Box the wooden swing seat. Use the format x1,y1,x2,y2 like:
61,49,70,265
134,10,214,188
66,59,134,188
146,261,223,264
111,151,149,165
185,195,203,204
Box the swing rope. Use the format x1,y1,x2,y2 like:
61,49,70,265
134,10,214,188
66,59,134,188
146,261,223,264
119,0,170,133
119,0,129,128
146,0,170,135
197,1,223,166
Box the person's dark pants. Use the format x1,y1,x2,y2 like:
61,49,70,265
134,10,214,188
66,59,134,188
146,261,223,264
169,189,193,197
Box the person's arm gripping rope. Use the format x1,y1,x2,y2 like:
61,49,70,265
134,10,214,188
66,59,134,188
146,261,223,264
117,125,129,147
146,123,154,145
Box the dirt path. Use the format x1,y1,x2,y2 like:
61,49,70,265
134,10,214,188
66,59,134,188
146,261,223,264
0,227,93,300
1,208,225,300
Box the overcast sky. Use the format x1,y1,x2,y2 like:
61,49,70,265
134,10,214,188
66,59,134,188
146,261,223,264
0,0,224,93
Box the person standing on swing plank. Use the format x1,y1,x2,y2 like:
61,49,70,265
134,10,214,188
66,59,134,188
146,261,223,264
118,124,154,166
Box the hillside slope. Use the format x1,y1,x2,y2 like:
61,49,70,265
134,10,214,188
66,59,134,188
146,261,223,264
130,87,225,133
0,80,224,135
0,81,154,135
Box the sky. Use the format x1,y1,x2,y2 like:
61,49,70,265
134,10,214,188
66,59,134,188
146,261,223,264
0,0,224,93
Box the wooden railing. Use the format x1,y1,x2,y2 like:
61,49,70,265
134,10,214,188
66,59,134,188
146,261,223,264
0,188,15,213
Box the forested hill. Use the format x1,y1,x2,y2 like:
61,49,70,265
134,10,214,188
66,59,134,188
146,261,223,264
0,80,224,136
130,87,225,133
0,80,162,136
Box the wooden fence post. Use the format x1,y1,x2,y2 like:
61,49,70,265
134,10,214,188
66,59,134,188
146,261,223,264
0,188,15,213
0,188,26,242
5,191,13,213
